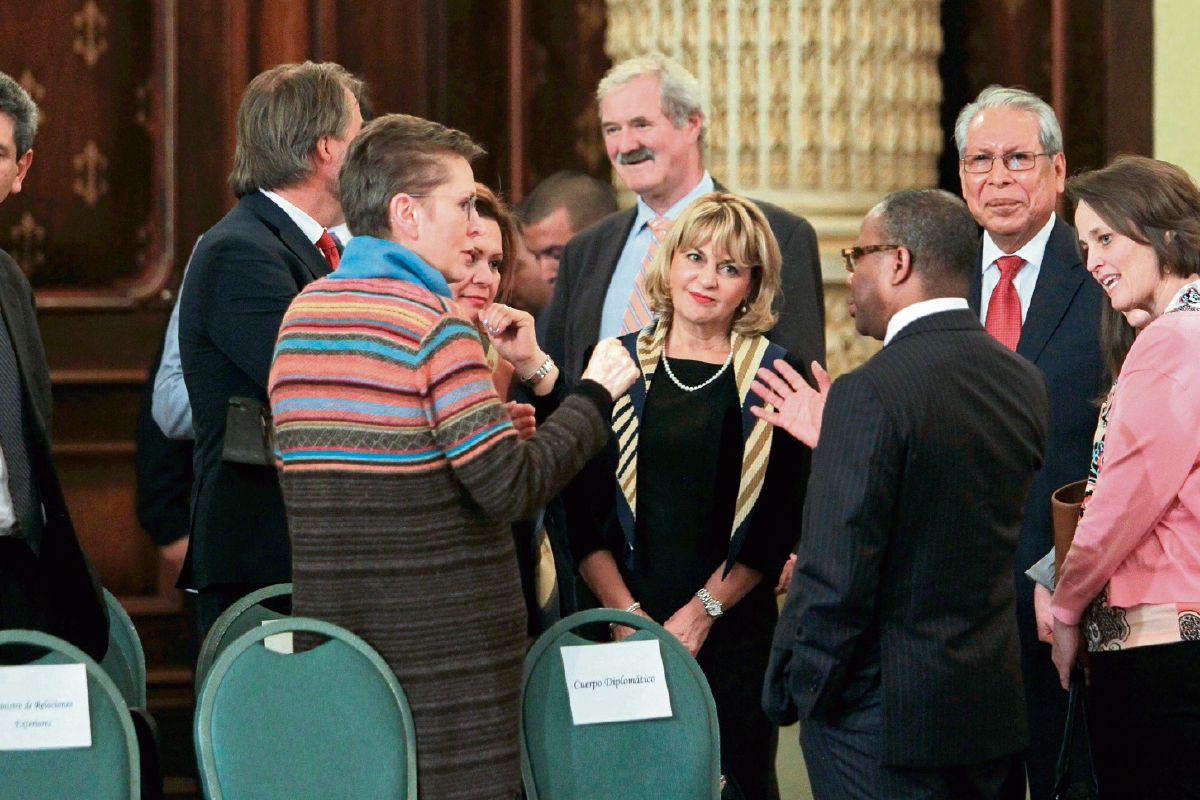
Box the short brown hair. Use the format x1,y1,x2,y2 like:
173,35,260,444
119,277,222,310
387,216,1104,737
644,192,781,336
472,184,521,303
1066,155,1200,280
229,62,365,197
339,114,485,239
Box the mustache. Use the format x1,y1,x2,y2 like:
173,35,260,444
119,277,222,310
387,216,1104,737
616,147,655,166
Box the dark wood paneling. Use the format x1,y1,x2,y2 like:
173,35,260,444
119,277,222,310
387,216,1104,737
939,0,1153,190
335,0,429,117
1103,0,1153,159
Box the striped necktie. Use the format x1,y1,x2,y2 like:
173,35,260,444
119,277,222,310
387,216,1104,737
621,215,671,334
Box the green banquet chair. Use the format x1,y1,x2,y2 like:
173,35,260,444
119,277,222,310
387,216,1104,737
194,582,292,694
100,588,147,710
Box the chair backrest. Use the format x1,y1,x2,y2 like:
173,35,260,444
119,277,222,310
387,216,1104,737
194,582,292,695
0,629,140,800
520,609,721,800
100,589,147,709
195,617,418,800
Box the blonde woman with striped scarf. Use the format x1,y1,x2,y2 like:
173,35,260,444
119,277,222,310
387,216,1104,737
562,192,813,800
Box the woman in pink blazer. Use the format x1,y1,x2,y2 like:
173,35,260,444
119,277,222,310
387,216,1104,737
1051,155,1200,798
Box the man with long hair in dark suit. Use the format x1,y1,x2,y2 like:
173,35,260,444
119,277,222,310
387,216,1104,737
177,62,364,645
0,70,108,662
758,189,1048,798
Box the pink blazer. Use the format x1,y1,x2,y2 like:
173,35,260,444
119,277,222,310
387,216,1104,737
1052,309,1200,625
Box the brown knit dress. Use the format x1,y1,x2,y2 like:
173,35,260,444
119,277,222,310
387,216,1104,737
268,270,610,800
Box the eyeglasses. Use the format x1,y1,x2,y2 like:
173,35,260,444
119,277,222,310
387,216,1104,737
408,193,478,219
841,244,901,273
960,152,1050,174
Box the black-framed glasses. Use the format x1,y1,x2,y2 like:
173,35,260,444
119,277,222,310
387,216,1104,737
960,152,1050,174
841,244,901,273
408,193,478,219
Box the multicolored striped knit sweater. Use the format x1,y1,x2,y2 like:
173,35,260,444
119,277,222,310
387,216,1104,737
269,276,515,473
265,236,613,800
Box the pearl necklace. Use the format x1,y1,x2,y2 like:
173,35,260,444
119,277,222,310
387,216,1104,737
660,345,734,392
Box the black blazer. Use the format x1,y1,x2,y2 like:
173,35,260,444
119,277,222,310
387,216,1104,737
968,218,1104,648
764,310,1049,768
0,249,109,661
177,192,332,590
539,181,826,383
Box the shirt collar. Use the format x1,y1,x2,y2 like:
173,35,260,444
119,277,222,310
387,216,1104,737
884,297,970,346
981,212,1057,273
261,189,326,245
633,172,716,232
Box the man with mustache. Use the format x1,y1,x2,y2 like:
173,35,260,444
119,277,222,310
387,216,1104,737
539,53,825,383
956,85,1105,800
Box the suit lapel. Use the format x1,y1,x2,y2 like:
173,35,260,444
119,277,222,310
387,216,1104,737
1017,217,1085,363
0,260,49,434
241,192,331,281
968,242,984,314
584,208,637,342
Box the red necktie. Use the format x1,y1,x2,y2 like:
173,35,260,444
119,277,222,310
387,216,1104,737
985,255,1024,350
316,230,340,270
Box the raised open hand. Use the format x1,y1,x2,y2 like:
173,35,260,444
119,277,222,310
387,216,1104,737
749,359,830,448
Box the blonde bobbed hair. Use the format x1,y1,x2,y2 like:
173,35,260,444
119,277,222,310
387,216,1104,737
643,192,781,336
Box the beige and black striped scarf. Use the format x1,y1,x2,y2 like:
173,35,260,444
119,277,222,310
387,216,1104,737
610,318,785,571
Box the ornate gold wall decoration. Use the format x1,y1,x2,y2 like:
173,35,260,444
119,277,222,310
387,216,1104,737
72,141,109,207
9,212,46,277
605,0,942,372
73,0,109,67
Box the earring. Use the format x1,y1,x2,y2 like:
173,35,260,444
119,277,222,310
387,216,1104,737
738,300,749,315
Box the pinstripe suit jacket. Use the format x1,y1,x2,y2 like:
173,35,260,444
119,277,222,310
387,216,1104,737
763,309,1049,768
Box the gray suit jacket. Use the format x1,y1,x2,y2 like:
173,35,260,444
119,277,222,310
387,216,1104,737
539,181,826,382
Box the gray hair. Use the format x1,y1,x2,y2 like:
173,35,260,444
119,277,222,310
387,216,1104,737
229,61,365,197
953,85,1063,159
597,52,705,141
878,189,980,292
0,71,39,157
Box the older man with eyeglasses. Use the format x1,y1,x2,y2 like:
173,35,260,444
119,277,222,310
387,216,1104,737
955,85,1106,800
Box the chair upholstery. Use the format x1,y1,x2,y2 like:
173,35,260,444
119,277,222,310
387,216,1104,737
194,617,418,800
194,582,292,694
0,629,140,800
100,589,147,709
521,609,721,800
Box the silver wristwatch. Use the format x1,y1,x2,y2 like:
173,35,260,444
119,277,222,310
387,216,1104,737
521,355,556,387
696,588,723,619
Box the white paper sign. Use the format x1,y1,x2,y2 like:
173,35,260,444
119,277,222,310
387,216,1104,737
560,639,672,726
261,621,294,654
0,663,92,750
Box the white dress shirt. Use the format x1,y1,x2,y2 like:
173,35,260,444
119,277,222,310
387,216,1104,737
884,297,971,347
979,212,1056,325
260,189,326,244
0,444,16,534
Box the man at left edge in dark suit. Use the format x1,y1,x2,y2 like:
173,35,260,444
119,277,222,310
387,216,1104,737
0,70,109,662
178,63,364,645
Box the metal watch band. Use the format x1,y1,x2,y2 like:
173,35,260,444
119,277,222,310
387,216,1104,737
521,355,555,386
696,588,723,619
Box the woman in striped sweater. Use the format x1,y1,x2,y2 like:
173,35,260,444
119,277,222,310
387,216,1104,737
267,114,637,800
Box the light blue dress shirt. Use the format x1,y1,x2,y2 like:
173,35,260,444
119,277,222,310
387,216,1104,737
598,172,715,340
152,237,201,439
